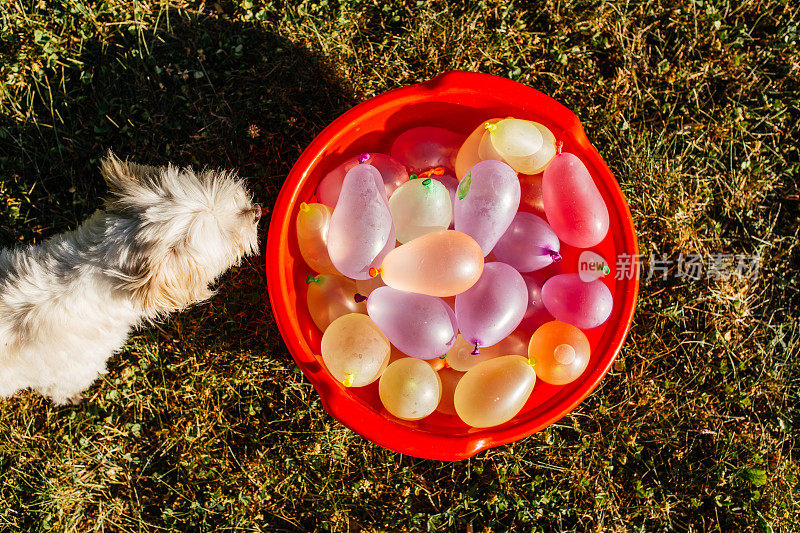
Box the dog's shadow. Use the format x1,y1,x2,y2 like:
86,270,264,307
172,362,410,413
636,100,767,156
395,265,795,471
1,9,354,353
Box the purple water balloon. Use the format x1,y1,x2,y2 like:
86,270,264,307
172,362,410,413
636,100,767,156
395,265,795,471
541,273,613,329
454,160,521,256
519,274,553,331
390,127,466,174
492,212,561,272
455,262,528,352
363,287,458,360
317,153,409,207
327,164,394,280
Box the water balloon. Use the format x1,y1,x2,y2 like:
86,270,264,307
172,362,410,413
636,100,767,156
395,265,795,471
390,127,465,174
306,274,366,332
454,355,536,428
321,313,391,387
492,212,561,272
379,358,442,420
317,153,408,207
528,321,590,385
541,273,613,329
388,177,452,243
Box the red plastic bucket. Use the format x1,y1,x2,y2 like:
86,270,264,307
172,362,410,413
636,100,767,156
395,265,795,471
266,71,639,460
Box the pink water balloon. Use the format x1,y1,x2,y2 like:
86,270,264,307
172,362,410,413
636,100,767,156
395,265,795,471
542,150,609,248
361,287,458,360
455,262,528,352
453,160,521,256
390,127,465,174
327,163,394,280
541,273,613,329
317,153,408,207
492,212,561,272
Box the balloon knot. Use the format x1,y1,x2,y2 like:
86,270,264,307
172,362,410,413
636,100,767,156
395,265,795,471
471,343,480,356
299,202,310,212
422,178,432,187
306,274,320,285
602,265,611,276
368,267,380,278
484,122,497,132
528,356,537,368
549,250,562,263
343,372,354,387
358,153,370,164
419,166,445,178
354,293,367,303
409,173,418,180
556,140,563,155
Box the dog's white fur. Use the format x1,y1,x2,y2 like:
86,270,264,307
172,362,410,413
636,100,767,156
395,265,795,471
0,153,260,404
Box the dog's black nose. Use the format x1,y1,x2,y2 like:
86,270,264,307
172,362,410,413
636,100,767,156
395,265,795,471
253,204,262,223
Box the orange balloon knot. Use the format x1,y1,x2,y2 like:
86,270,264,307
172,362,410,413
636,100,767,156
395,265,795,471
358,153,370,164
354,293,368,303
549,250,562,263
419,166,445,178
368,267,381,278
556,140,563,155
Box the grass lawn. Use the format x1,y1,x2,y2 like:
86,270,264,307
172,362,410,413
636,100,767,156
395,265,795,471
1,0,799,531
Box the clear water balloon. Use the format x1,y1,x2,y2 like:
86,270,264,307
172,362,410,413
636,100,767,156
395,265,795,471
453,160,521,256
375,230,484,297
388,177,452,243
390,126,465,174
317,153,408,207
296,202,339,275
327,163,395,280
489,118,544,159
454,355,536,428
542,150,609,248
379,358,442,420
455,262,528,351
321,313,391,387
528,321,591,385
541,273,613,329
492,212,561,272
306,274,366,332
362,286,458,360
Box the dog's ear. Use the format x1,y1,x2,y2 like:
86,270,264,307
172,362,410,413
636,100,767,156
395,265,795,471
101,151,160,197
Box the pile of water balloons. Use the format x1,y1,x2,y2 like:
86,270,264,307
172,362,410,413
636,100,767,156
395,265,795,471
296,118,613,428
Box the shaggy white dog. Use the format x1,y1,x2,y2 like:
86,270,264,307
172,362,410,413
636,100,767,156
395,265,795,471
0,153,261,404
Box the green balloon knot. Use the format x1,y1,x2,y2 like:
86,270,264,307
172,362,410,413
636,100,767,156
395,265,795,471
306,274,320,285
409,174,418,180
422,178,432,187
602,265,611,276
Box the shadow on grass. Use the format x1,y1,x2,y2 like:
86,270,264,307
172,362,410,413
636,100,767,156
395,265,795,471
0,9,357,532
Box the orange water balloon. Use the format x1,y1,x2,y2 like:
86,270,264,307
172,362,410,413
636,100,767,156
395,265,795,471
306,274,366,332
321,313,391,387
454,355,536,428
527,321,591,385
445,332,529,372
455,118,502,179
296,202,339,274
375,230,484,297
379,358,442,420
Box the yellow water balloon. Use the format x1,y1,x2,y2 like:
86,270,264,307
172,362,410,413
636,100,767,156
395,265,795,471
445,332,529,372
374,230,484,297
454,355,536,428
321,313,391,387
489,118,544,158
306,274,366,332
527,321,590,385
379,358,442,420
499,122,557,175
296,202,339,274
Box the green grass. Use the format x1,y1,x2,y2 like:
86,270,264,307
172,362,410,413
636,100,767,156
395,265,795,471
1,0,799,531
